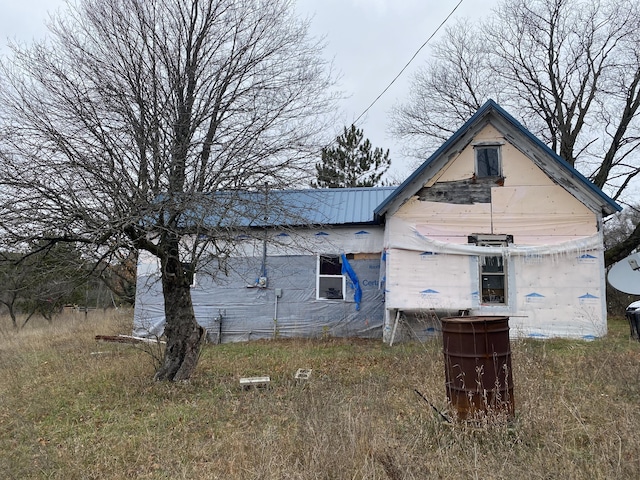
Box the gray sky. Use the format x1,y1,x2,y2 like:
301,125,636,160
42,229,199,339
1,0,499,178
295,0,497,176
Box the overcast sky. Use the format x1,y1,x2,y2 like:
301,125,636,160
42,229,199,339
1,0,499,178
296,0,498,176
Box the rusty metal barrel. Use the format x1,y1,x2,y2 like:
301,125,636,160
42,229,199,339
441,316,514,420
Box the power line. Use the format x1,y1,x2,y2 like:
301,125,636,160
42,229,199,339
352,0,465,126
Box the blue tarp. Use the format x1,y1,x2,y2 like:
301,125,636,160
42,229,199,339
341,253,362,311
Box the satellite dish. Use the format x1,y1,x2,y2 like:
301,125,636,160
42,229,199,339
608,252,640,294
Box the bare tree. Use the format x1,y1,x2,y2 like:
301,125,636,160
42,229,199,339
0,243,87,328
0,0,336,381
391,20,498,155
391,0,640,264
0,252,30,329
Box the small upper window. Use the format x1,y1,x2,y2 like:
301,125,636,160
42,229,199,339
475,146,501,177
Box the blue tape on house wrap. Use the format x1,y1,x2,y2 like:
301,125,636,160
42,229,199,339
341,254,362,311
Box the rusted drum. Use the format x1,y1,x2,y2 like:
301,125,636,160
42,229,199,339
441,316,514,420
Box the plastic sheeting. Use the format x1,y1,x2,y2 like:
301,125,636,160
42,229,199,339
134,254,384,343
216,226,385,257
393,224,601,257
341,254,362,310
134,210,609,342
382,225,608,339
389,185,598,246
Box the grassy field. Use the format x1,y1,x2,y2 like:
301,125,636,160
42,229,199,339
1,311,640,479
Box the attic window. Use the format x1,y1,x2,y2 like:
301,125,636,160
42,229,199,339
317,254,346,300
475,145,501,177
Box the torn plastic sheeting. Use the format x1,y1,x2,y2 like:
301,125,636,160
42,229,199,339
341,253,362,310
391,225,602,258
378,250,387,291
383,216,603,253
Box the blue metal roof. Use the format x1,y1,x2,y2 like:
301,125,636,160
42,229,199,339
196,186,396,228
300,186,396,225
375,99,621,217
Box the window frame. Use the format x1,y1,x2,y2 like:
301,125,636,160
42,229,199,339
469,234,511,306
316,254,346,300
474,143,502,178
181,262,196,288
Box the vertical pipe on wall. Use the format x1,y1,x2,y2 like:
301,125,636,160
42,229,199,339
261,182,269,280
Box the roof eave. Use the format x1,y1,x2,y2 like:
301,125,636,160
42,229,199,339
375,100,621,218
374,101,497,217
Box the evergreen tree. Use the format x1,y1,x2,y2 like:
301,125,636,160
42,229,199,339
313,125,391,188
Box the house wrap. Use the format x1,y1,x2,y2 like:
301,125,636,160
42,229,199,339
134,100,620,342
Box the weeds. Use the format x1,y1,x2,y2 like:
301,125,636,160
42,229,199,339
1,312,640,478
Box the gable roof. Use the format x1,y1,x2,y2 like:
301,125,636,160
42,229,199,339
374,99,621,219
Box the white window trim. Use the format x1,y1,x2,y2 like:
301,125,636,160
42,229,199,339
469,234,510,306
316,254,346,301
479,254,506,305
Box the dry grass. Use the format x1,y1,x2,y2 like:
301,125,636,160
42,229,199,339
1,311,640,479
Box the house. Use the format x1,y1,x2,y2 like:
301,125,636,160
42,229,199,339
134,100,620,342
134,187,396,342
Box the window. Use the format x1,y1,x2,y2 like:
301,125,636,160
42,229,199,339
182,262,196,287
475,145,501,177
469,235,511,305
480,255,505,304
317,255,346,300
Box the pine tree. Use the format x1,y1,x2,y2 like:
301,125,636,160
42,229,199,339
312,125,391,188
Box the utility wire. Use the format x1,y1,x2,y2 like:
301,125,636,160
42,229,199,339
352,0,465,126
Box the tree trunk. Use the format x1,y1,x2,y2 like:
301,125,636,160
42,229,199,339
605,221,640,268
154,254,205,382
8,307,17,329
